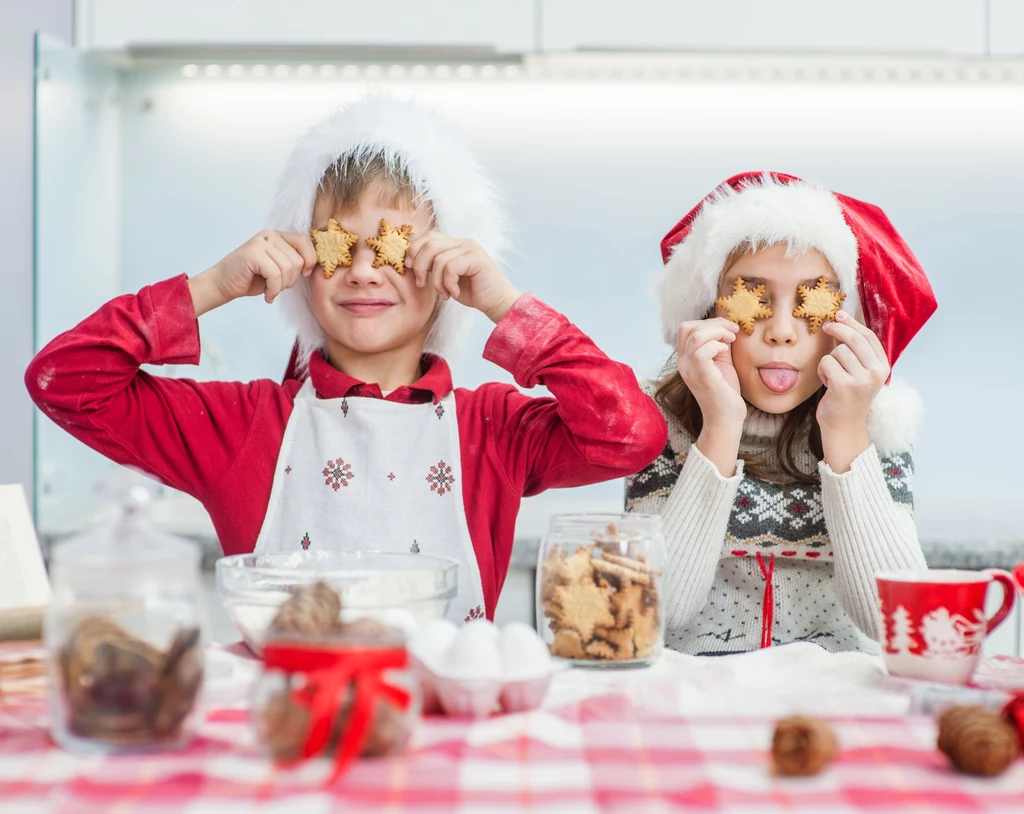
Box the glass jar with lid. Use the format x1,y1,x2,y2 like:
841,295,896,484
45,487,203,753
536,513,664,667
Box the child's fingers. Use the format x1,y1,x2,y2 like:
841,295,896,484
409,234,456,282
818,354,846,389
678,319,739,353
833,311,888,362
278,231,318,273
694,340,730,362
258,257,285,303
686,326,737,355
265,243,302,291
824,320,884,371
429,247,470,300
829,344,861,376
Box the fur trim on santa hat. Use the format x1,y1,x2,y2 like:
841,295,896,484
866,378,923,456
270,95,508,372
656,173,860,344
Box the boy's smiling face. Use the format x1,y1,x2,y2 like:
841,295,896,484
716,244,839,414
309,184,438,361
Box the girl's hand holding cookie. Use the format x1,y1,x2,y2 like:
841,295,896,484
817,310,890,469
189,231,318,316
404,232,520,324
676,318,746,427
677,318,746,476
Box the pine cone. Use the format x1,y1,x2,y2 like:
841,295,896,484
771,716,839,776
268,582,342,641
937,705,1021,776
259,690,310,761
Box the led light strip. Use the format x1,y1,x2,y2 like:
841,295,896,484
178,59,1024,84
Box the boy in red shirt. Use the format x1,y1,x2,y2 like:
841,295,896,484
26,97,666,622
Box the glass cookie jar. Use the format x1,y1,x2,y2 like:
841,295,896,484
536,514,665,667
45,500,203,754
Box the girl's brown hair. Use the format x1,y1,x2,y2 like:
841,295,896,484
655,243,825,484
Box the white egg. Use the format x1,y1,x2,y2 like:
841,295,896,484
463,618,500,643
443,621,502,679
500,622,552,680
409,618,459,672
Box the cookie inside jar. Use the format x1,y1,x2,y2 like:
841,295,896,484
538,516,664,666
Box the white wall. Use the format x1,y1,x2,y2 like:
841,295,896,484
0,0,74,514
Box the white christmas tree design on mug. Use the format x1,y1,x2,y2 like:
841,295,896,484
884,604,986,659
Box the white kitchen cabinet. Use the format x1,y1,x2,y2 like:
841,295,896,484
990,0,1024,55
77,0,535,53
539,0,989,55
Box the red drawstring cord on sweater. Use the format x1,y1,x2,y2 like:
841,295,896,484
756,552,775,649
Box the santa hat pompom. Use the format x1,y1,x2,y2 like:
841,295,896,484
270,95,508,373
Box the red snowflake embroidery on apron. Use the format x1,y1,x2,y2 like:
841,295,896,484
340,398,349,417
410,540,420,554
387,472,395,481
322,458,354,490
425,460,455,496
300,532,311,550
434,401,445,419
285,466,292,474
465,606,484,622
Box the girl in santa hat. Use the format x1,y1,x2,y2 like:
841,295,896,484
26,97,666,625
626,172,937,655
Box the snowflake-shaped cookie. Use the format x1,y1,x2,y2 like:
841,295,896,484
366,219,413,275
309,218,358,279
793,276,847,333
715,277,773,335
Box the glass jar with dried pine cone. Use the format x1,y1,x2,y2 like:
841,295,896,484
45,524,203,754
536,514,664,667
251,583,420,780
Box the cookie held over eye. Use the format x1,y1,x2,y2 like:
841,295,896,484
793,276,847,333
366,219,413,275
310,219,358,279
715,277,773,335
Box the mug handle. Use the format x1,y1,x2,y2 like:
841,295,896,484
983,569,1017,633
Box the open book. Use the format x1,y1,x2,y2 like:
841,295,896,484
0,484,51,610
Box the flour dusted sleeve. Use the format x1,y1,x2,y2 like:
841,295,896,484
481,293,666,495
25,274,263,500
627,441,743,633
820,444,926,639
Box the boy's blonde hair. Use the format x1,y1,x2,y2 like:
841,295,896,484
316,154,434,224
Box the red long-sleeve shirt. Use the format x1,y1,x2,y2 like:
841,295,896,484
26,275,666,616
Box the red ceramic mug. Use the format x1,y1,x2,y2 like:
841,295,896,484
876,569,1017,685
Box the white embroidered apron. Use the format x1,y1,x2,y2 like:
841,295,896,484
254,378,485,624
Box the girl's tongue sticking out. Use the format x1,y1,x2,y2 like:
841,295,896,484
758,365,799,394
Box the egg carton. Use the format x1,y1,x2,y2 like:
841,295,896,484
410,619,565,718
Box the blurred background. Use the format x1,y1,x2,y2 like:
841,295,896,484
3,1,1023,639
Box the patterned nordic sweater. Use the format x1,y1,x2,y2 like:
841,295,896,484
625,391,927,655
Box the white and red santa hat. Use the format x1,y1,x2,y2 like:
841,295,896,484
270,96,508,375
655,171,938,454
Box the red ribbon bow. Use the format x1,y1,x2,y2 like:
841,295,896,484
262,642,412,784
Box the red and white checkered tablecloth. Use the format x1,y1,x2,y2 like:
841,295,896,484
3,641,1024,813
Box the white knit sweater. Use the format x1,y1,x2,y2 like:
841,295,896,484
625,395,927,655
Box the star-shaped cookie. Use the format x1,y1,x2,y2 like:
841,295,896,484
793,276,847,333
366,219,413,275
309,218,358,279
715,277,773,335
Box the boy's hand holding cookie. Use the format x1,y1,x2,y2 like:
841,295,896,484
817,310,891,470
404,232,520,324
189,231,317,317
